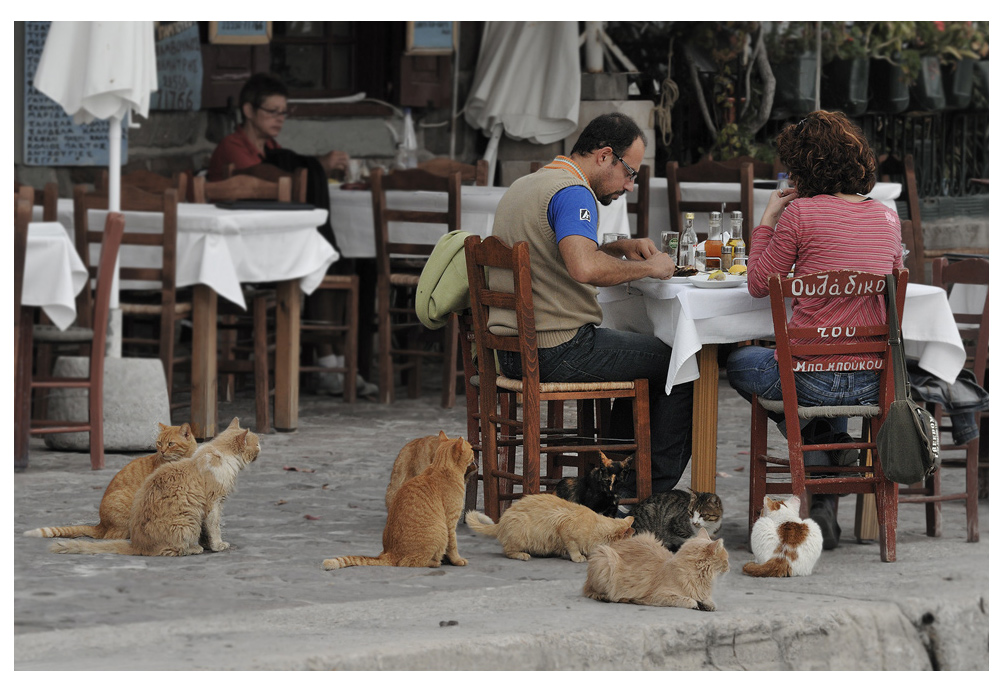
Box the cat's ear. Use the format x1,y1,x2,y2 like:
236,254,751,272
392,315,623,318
696,527,711,539
624,516,635,526
157,422,168,432
226,417,240,430
599,451,613,467
179,423,192,438
438,430,448,441
235,429,248,447
787,495,801,513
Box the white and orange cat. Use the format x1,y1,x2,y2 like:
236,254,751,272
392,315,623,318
465,493,635,563
24,422,198,540
50,418,259,557
324,437,477,570
743,495,823,578
583,529,730,610
385,431,460,509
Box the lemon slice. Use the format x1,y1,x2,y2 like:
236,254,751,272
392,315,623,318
708,270,728,281
729,264,747,275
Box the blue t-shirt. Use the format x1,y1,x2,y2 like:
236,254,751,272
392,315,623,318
547,186,599,244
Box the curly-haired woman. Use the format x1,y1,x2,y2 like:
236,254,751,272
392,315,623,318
726,110,905,549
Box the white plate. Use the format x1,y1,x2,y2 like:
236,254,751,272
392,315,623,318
634,276,692,284
688,273,748,289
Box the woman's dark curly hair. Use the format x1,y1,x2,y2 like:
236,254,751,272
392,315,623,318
776,110,876,198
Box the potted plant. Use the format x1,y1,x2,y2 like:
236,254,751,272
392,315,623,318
820,22,870,116
917,21,985,110
765,22,819,118
865,21,921,114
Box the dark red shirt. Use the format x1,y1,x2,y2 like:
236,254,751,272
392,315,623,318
207,126,278,181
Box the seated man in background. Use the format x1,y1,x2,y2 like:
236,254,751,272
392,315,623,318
208,73,375,397
488,112,694,497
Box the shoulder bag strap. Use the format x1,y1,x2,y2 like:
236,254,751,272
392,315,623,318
885,273,909,400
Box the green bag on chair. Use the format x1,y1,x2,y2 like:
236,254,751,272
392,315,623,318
876,273,941,484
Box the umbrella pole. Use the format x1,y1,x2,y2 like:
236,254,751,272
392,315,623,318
107,115,123,358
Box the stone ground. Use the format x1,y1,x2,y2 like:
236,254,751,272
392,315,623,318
12,370,991,671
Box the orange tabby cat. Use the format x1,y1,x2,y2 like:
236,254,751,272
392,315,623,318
24,423,197,540
324,437,476,570
465,493,635,562
50,418,259,557
583,528,730,610
385,431,455,509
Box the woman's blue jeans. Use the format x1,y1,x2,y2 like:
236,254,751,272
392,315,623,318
726,345,881,439
498,324,693,494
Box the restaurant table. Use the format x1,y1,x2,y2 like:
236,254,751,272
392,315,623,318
627,178,902,237
597,277,967,494
79,203,338,439
327,183,630,258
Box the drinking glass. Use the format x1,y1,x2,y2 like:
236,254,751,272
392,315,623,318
660,231,679,263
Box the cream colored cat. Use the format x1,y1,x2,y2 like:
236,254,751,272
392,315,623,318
583,528,730,610
465,493,635,562
25,423,197,540
50,418,259,557
324,437,477,570
743,495,823,578
385,431,456,509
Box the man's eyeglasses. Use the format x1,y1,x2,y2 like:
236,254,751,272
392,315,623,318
611,151,637,182
257,105,289,118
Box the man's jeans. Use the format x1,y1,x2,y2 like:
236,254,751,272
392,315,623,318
726,345,880,442
498,324,693,494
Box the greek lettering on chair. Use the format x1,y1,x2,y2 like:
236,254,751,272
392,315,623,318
789,273,885,298
793,358,885,372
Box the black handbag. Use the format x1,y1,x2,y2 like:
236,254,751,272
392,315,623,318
876,273,941,484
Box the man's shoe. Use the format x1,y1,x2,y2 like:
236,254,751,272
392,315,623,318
810,498,842,550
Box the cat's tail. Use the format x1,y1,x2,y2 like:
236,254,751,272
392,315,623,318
463,510,499,537
322,554,395,570
24,523,104,539
742,556,793,578
49,539,136,555
582,544,622,601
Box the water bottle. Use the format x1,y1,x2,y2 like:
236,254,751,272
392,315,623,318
776,171,790,191
401,108,418,169
679,213,697,267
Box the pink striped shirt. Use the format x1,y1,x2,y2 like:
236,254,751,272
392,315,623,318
748,194,905,370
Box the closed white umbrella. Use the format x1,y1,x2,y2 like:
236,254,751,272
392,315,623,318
464,21,581,184
34,20,158,356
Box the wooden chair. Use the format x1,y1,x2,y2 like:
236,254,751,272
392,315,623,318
748,268,908,562
418,157,491,186
16,206,126,471
877,154,927,283
463,235,653,521
14,196,32,448
73,185,192,410
371,167,462,408
700,153,782,181
899,257,988,542
15,181,59,221
665,159,755,247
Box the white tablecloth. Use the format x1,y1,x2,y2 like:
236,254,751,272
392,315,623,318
634,178,902,236
23,222,88,330
598,279,966,391
76,203,337,310
328,183,630,258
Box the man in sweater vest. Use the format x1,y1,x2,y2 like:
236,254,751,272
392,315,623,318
489,112,693,496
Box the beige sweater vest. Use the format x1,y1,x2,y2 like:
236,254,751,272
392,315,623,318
488,166,603,348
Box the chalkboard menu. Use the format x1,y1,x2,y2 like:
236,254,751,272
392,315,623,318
23,21,129,167
151,21,203,111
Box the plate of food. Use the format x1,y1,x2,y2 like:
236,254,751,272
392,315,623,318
688,270,748,289
670,265,699,283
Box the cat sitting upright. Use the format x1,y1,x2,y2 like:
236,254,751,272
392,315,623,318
465,493,635,562
554,452,630,517
50,418,259,557
25,423,197,540
743,495,823,578
385,431,462,509
583,528,730,610
324,437,477,570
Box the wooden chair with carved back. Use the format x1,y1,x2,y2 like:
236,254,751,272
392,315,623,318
665,159,755,247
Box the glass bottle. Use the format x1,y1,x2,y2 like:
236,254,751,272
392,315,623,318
705,211,723,259
679,212,697,267
728,212,745,250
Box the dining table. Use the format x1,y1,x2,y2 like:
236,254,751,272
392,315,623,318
16,220,90,466
597,277,968,495
38,199,338,439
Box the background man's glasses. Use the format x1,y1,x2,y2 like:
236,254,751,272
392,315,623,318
257,106,289,118
611,151,637,182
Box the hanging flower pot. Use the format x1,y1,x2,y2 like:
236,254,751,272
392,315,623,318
868,58,911,114
942,57,975,110
909,55,946,111
822,58,869,116
771,53,818,119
